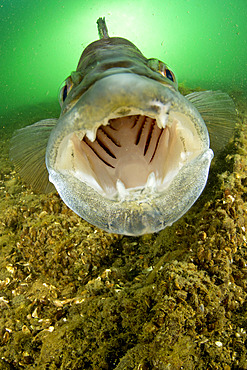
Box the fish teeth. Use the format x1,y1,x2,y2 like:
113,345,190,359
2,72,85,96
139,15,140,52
116,179,127,200
150,100,171,129
160,102,171,128
145,172,157,191
116,173,157,200
161,113,169,128
85,129,97,142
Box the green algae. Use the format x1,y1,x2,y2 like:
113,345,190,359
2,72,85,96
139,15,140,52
0,92,247,369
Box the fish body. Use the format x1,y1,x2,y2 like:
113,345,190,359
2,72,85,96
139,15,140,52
10,18,236,235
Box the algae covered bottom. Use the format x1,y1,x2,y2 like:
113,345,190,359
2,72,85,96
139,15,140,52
0,91,247,369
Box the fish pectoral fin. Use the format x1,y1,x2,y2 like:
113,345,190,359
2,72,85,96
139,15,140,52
185,90,238,154
10,119,57,193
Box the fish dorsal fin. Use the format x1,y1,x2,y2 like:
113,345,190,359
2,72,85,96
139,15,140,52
97,17,109,39
185,90,237,154
10,119,57,193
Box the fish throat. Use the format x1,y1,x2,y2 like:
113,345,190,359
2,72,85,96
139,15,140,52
82,115,165,190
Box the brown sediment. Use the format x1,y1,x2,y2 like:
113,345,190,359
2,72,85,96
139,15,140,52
0,90,247,369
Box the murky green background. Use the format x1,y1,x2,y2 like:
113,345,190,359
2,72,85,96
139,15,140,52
1,0,246,122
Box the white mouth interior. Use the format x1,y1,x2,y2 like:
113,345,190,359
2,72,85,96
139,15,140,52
56,110,203,200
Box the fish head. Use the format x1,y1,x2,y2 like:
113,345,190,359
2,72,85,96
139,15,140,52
45,33,213,235
59,36,178,114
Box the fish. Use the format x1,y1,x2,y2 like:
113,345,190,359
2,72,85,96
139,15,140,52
10,17,236,236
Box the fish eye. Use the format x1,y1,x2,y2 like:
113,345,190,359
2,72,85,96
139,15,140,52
147,58,176,83
59,76,73,106
164,68,175,82
62,85,68,101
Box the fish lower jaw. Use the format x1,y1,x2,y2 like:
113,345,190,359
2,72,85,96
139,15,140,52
112,170,179,202
55,111,204,201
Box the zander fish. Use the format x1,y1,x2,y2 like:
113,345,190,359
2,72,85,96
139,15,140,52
10,18,236,235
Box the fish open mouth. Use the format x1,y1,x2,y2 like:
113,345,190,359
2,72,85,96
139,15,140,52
79,114,169,195
81,114,167,191
50,72,211,205
57,110,203,200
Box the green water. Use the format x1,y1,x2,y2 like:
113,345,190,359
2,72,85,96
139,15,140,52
1,0,246,122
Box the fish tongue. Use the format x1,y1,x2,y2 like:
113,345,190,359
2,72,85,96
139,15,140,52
109,115,154,188
115,153,151,189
